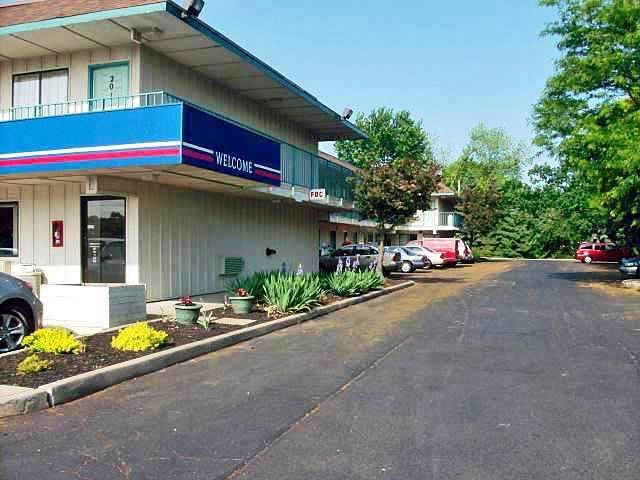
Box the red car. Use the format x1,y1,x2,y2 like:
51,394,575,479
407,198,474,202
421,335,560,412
407,238,460,266
574,242,630,264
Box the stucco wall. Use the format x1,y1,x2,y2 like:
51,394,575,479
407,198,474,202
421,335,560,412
0,46,141,110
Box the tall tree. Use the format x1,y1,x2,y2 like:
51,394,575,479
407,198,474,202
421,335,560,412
443,124,529,192
335,107,434,168
336,108,439,272
534,0,640,242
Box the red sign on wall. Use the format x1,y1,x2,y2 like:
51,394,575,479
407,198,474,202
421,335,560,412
52,220,64,248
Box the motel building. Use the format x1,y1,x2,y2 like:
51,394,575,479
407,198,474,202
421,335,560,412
318,153,463,250
0,0,365,333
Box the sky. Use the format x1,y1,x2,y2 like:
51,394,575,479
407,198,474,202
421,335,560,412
199,1,559,163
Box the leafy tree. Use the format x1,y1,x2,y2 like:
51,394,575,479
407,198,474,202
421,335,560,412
457,182,502,248
351,157,439,272
443,124,529,192
336,108,439,273
534,0,640,243
335,107,434,168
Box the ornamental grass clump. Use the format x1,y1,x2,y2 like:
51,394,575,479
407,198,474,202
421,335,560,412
16,354,54,376
111,323,169,352
22,327,85,355
325,270,384,297
263,273,322,316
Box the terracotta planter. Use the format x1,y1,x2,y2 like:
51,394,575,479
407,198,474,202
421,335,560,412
174,303,202,325
229,296,255,314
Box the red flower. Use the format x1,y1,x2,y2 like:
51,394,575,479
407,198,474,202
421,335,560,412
180,295,194,306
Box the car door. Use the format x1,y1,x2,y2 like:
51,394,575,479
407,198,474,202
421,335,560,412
356,246,375,270
592,244,605,261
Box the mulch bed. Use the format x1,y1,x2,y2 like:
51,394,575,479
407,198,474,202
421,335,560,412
0,282,404,389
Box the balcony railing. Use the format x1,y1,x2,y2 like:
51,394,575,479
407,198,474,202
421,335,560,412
439,211,463,227
281,144,355,202
0,91,355,201
0,92,180,122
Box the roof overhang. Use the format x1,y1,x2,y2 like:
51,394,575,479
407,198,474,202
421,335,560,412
0,0,366,141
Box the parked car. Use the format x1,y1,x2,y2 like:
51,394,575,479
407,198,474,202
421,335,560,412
0,273,43,353
574,242,630,264
385,246,428,273
404,245,444,268
619,256,640,278
406,238,460,266
319,244,400,275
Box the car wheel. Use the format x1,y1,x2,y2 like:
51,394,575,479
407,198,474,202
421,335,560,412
424,259,432,270
584,256,593,264
0,305,32,353
401,261,413,273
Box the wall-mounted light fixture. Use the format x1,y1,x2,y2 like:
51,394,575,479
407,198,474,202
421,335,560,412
341,108,354,120
266,248,277,257
182,0,205,18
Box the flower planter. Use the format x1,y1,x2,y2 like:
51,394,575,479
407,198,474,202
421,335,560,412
229,296,255,314
174,304,203,325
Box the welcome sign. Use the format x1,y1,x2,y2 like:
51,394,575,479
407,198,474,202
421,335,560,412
182,105,282,186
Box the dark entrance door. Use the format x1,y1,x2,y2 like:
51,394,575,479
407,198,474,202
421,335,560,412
81,197,126,284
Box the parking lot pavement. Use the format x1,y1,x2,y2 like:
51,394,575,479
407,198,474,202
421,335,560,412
2,261,640,480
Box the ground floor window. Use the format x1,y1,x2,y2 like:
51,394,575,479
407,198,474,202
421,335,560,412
0,203,18,257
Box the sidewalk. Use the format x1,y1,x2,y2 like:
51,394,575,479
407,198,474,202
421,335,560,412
146,292,226,318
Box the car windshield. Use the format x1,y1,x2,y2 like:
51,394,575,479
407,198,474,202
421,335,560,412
405,247,423,254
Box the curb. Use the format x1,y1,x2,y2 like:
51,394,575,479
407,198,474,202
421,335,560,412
0,281,414,418
622,279,640,291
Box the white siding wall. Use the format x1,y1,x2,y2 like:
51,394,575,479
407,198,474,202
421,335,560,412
0,183,84,285
0,46,141,109
97,177,319,301
134,181,319,301
139,48,317,152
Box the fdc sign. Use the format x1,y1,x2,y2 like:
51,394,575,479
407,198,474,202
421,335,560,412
310,189,326,201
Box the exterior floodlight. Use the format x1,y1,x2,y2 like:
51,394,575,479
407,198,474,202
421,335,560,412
341,108,353,120
182,0,205,18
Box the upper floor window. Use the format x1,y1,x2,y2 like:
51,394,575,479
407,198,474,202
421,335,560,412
13,69,68,117
0,203,18,258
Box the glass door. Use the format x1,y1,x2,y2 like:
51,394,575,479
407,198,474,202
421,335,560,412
81,197,126,284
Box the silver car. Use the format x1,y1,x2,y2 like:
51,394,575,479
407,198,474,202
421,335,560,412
385,246,428,273
320,244,400,275
619,256,640,278
0,272,43,353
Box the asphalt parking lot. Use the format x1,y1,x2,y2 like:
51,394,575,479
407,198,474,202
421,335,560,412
2,261,639,479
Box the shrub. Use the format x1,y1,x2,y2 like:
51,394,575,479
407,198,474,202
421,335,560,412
22,328,85,355
111,323,169,352
225,271,272,301
325,270,384,297
16,354,54,376
263,273,322,315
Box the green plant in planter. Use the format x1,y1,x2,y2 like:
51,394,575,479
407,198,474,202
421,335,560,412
225,271,271,302
228,288,255,315
263,273,322,316
174,296,203,325
16,354,54,375
111,323,168,352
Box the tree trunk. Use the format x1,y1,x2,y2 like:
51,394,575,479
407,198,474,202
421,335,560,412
377,226,386,276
